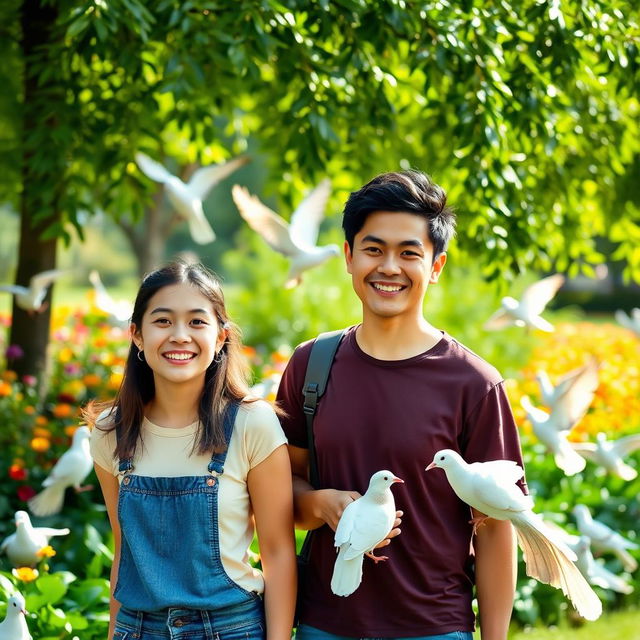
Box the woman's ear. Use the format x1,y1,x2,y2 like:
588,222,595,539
130,323,142,351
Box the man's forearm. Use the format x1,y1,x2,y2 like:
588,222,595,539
292,475,326,530
475,518,517,640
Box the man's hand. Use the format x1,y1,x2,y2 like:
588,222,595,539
312,488,361,530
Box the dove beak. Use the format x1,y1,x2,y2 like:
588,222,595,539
393,476,404,484
425,462,437,471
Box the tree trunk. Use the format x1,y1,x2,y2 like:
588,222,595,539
9,0,61,384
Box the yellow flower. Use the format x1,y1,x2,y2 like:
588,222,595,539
108,371,123,390
12,567,39,582
36,545,56,558
30,437,51,452
58,347,74,363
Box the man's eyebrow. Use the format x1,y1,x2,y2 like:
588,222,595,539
360,235,424,249
149,307,211,315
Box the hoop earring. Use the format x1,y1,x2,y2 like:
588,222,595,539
213,350,223,364
137,349,145,362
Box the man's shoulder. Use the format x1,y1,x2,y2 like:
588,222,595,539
439,333,504,386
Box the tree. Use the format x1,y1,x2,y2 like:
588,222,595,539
2,0,639,379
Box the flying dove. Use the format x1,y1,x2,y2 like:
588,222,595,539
615,308,640,337
520,362,598,476
0,593,32,640
571,432,640,481
28,426,93,517
231,180,340,288
0,269,67,312
0,511,70,567
536,359,599,410
484,274,565,332
572,504,638,572
331,470,403,597
426,450,602,621
135,152,249,244
88,270,133,324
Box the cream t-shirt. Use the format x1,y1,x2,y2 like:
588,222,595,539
90,400,287,594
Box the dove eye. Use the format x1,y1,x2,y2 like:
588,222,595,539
439,455,445,461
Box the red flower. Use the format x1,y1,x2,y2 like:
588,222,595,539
9,465,27,481
17,486,37,501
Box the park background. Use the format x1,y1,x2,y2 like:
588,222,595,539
0,1,639,638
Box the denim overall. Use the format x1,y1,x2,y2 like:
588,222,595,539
112,403,264,640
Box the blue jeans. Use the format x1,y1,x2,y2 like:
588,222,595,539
114,600,264,640
296,624,472,640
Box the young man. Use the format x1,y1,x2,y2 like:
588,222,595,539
277,171,526,640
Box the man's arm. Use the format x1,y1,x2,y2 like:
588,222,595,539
474,509,517,640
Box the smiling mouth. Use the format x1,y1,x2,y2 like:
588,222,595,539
371,283,406,293
163,352,197,361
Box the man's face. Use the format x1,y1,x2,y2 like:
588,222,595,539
345,211,446,322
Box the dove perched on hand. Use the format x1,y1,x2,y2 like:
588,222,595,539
0,593,32,640
572,504,638,572
520,361,598,476
615,308,640,337
135,152,249,244
232,180,340,288
331,470,403,597
28,426,93,517
0,269,67,312
571,432,640,481
426,450,602,621
0,511,70,567
88,271,133,325
484,274,565,332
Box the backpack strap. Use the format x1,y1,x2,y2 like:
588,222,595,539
302,329,346,488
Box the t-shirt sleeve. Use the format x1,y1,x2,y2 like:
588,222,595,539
275,340,314,448
243,400,288,468
89,416,117,475
461,381,528,494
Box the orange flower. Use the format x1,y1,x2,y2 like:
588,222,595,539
0,381,11,397
64,425,78,437
83,373,102,387
33,427,50,438
36,545,56,558
30,437,51,452
2,370,18,382
53,403,73,419
12,567,39,582
24,405,36,415
35,415,49,427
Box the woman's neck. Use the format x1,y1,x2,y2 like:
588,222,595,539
145,377,203,428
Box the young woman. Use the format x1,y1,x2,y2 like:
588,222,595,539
89,261,296,640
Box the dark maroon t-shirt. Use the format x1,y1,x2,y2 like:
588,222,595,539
277,326,527,637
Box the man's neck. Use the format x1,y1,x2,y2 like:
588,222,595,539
356,315,442,361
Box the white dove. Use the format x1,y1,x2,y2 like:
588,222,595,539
28,426,93,517
536,359,599,410
572,536,634,595
331,470,403,597
231,181,340,288
520,361,598,476
135,152,249,244
615,308,640,337
426,450,602,621
0,269,67,312
88,271,133,324
0,593,32,640
0,511,70,567
572,504,638,572
571,432,640,481
484,274,565,332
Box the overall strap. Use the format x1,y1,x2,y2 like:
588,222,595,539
115,424,134,475
208,401,240,476
302,329,346,488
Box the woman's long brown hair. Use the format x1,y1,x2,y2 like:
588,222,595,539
84,261,253,461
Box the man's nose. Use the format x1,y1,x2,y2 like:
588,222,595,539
377,254,401,275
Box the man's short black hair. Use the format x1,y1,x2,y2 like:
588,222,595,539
342,170,456,258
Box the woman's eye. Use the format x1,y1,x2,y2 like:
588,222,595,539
191,318,207,326
153,318,170,325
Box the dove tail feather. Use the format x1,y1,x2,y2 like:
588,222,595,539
514,517,602,621
555,444,587,476
28,485,66,517
188,215,216,244
331,546,364,597
615,549,639,573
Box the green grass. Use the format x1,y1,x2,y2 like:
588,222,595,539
495,609,640,640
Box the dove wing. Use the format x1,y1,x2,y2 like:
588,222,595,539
334,499,359,547
29,269,66,293
484,308,513,330
554,360,598,428
344,505,392,557
0,285,27,295
469,461,532,514
188,156,249,200
289,179,332,248
232,186,300,256
135,152,173,183
520,274,564,317
42,450,79,486
570,442,599,461
612,434,640,457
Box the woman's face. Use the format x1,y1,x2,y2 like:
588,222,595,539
131,282,226,387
